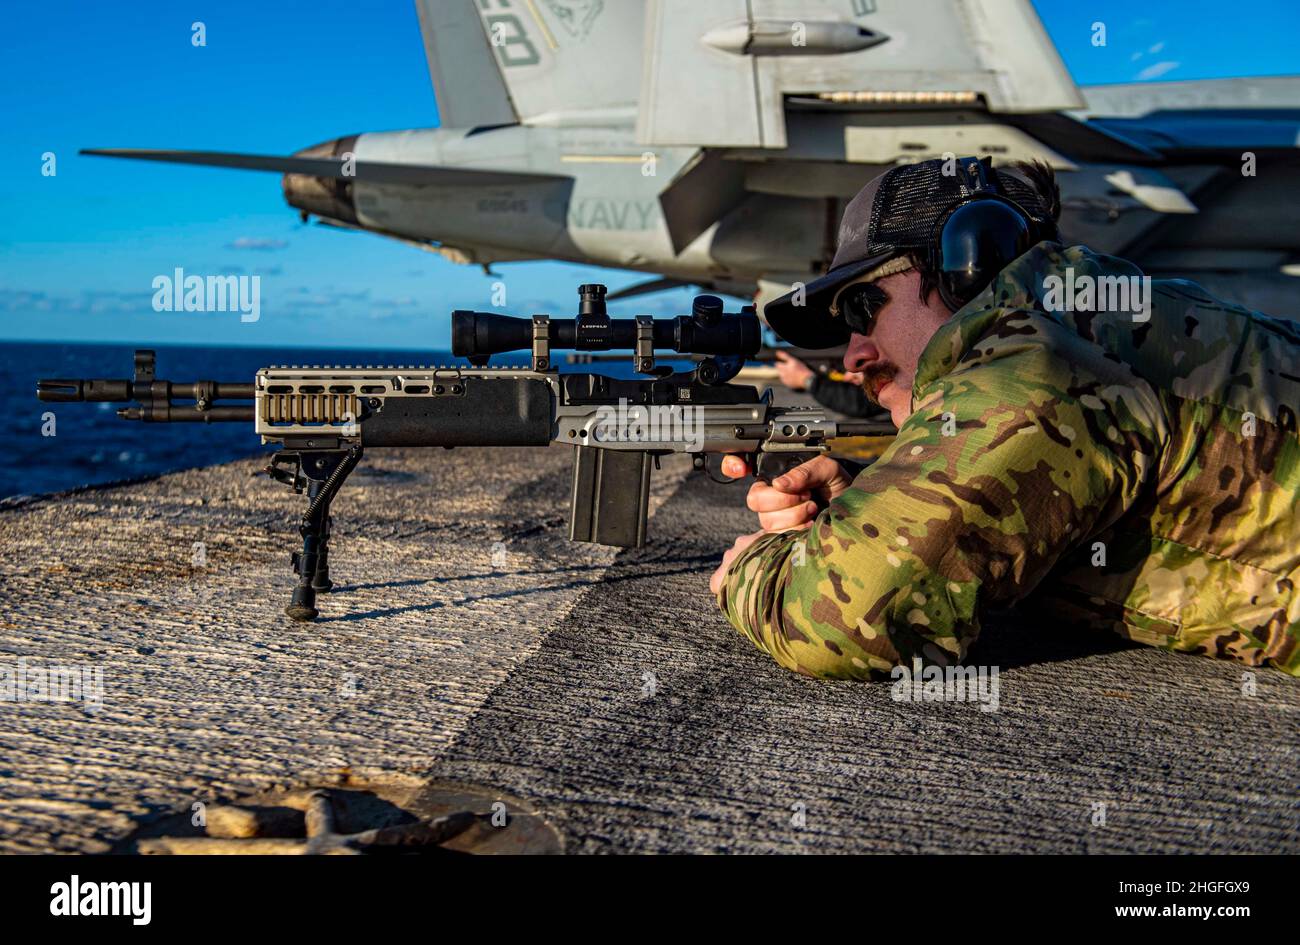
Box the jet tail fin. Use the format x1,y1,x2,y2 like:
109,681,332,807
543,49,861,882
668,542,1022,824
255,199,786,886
414,0,518,129
431,0,645,126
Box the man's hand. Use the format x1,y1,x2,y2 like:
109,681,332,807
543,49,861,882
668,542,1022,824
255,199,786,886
774,350,815,391
710,455,856,596
719,454,855,531
710,529,770,595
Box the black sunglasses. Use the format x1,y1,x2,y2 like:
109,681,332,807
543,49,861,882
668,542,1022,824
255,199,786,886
837,282,890,336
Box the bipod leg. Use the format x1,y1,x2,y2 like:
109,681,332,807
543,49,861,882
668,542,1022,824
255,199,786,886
313,499,334,594
295,479,335,593
285,446,363,622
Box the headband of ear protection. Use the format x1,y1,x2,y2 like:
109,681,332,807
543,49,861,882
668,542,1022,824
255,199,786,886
929,157,1034,311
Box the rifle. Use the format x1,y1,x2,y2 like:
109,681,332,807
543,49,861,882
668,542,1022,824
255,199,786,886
36,284,893,622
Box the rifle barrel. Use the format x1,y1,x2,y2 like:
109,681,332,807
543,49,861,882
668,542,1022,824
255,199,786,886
37,379,255,403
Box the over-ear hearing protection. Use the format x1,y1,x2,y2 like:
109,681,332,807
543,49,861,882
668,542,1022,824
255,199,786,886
928,157,1034,311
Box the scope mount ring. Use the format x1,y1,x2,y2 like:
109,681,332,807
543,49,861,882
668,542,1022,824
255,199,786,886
635,315,655,374
531,314,551,372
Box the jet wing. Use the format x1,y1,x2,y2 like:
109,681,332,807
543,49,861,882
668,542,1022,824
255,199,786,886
80,148,568,187
638,0,1084,148
1077,76,1300,154
1075,75,1300,119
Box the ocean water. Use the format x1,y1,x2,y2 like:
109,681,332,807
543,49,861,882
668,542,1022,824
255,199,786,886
3,341,692,500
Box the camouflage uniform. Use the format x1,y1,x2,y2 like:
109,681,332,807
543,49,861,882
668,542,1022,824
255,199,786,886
717,243,1300,678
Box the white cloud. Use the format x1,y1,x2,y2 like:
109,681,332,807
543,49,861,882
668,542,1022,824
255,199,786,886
0,287,148,315
1148,41,1165,54
1136,61,1180,81
227,237,288,251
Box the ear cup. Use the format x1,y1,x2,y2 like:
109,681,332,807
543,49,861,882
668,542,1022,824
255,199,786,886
936,197,1032,310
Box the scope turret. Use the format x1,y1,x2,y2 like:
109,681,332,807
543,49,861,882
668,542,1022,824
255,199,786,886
578,283,607,317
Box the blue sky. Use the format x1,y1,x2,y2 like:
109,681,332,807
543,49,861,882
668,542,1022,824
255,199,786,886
3,0,1297,348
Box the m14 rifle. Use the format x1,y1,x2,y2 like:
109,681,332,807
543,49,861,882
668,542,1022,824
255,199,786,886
37,284,893,621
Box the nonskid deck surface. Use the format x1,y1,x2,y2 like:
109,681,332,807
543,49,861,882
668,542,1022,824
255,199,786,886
0,445,1296,853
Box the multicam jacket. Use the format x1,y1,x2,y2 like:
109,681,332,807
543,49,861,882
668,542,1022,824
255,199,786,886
717,243,1300,678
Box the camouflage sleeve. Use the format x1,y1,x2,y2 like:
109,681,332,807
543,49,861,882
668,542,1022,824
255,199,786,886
715,341,1153,678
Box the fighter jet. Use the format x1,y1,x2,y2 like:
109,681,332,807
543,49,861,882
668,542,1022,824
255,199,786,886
84,0,1300,315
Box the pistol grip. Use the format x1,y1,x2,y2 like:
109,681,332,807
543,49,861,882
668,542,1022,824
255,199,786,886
754,450,822,484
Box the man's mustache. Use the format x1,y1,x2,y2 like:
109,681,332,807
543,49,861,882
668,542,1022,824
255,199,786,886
856,365,897,402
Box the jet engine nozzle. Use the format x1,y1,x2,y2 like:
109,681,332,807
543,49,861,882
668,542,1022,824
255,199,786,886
281,135,360,225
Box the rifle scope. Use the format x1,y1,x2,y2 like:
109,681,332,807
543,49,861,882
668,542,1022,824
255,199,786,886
452,285,760,361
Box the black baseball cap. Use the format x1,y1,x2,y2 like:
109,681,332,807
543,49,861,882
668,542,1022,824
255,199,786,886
763,157,1052,349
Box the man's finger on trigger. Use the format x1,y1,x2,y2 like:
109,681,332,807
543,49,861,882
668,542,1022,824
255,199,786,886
720,455,749,478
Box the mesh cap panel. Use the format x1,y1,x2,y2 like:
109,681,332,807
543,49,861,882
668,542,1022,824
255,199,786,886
864,160,1052,257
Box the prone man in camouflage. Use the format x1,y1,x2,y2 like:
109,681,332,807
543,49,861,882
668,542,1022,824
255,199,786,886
711,156,1300,679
